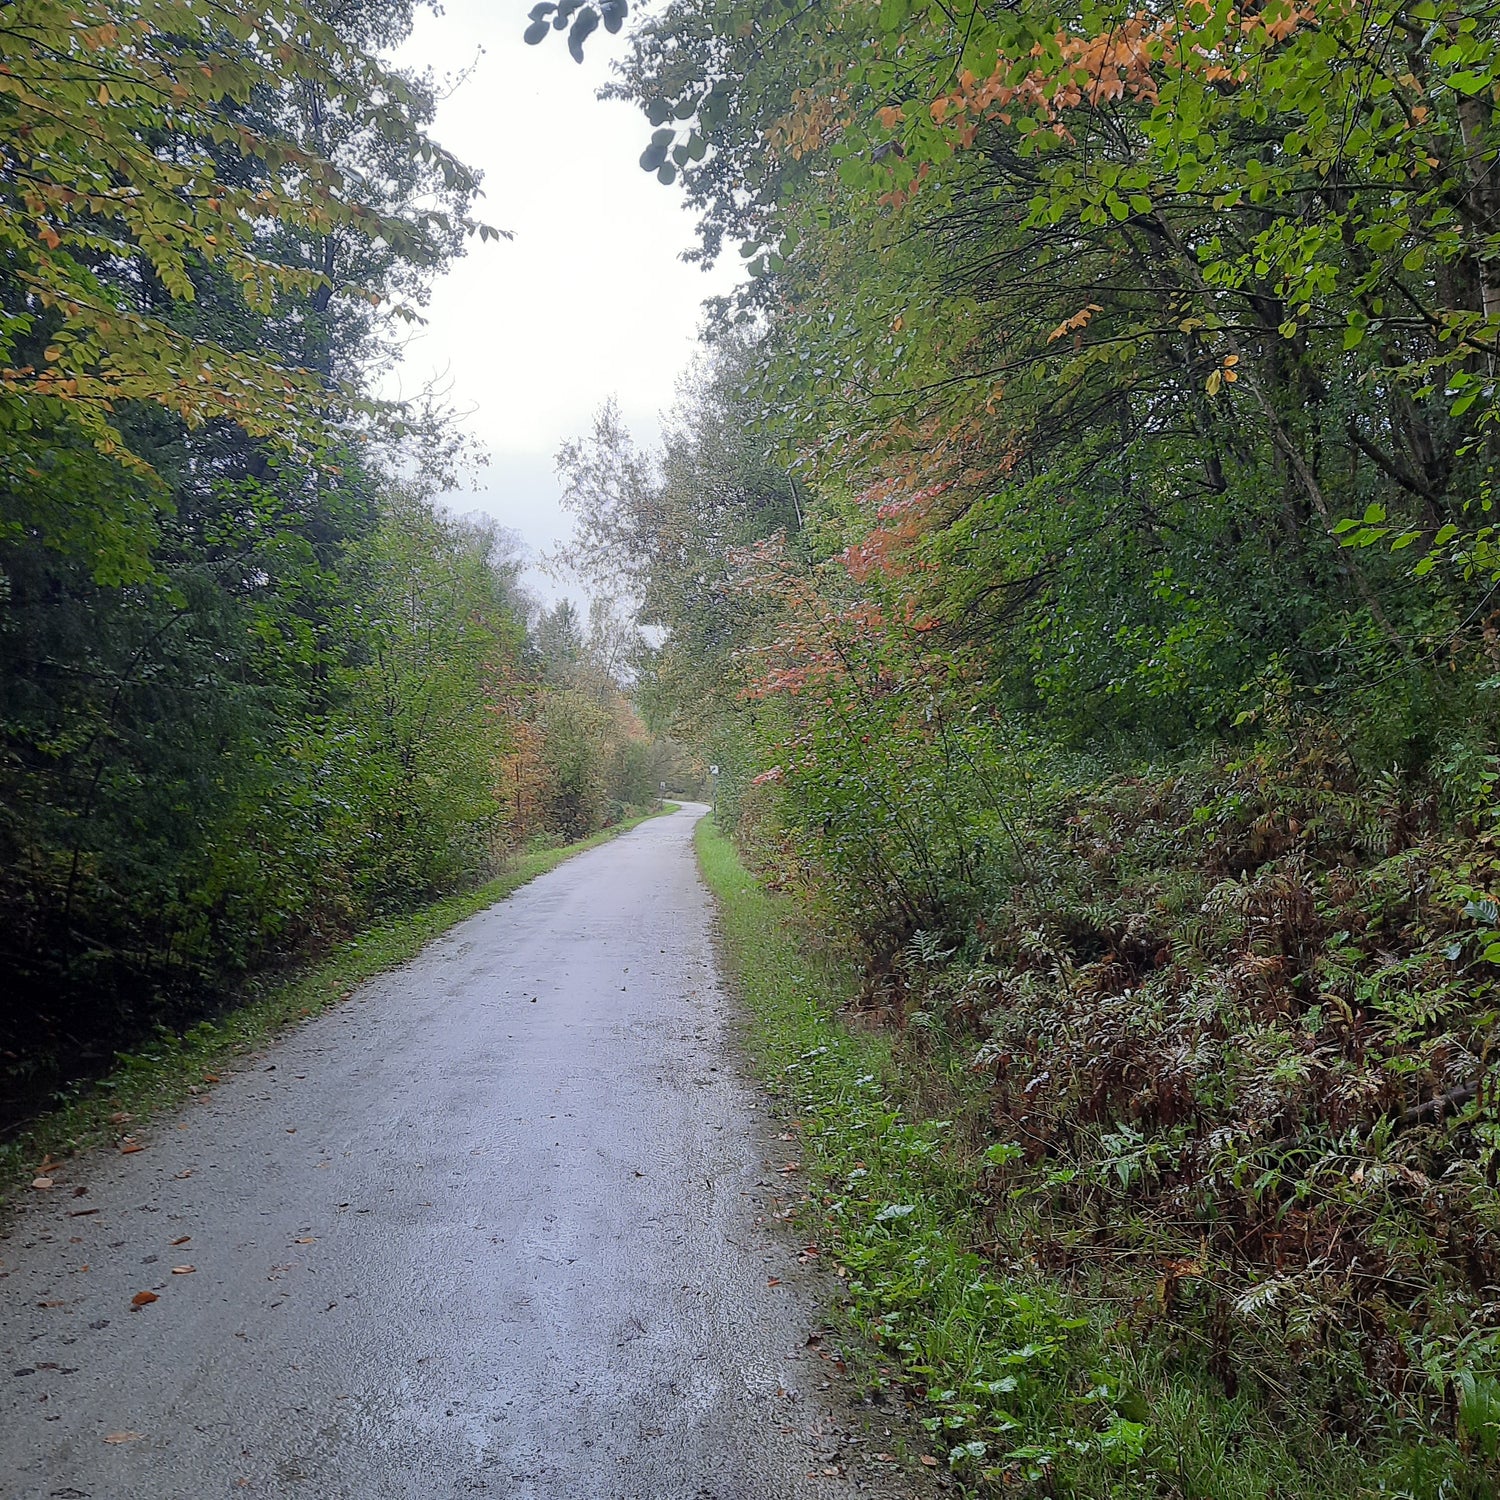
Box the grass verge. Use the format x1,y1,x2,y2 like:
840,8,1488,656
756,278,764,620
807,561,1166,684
696,816,1472,1499
2,804,673,1204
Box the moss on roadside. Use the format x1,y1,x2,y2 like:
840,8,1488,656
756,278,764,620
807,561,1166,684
2,805,672,1203
696,815,1476,1499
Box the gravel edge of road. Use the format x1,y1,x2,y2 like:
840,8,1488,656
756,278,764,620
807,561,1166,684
694,814,950,1497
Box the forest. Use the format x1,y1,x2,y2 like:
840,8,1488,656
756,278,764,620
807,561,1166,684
0,0,692,1126
6,0,1500,1490
547,0,1500,1490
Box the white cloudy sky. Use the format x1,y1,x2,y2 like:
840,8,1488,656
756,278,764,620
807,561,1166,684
390,2,739,592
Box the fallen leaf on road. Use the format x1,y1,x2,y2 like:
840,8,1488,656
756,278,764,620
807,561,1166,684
201,1074,220,1084
173,1170,193,1180
171,1236,190,1246
31,1177,53,1190
103,1431,142,1444
294,1237,316,1244
767,1277,781,1286
68,1208,99,1218
130,1291,158,1307
920,1455,939,1466
119,1142,144,1155
170,1266,195,1275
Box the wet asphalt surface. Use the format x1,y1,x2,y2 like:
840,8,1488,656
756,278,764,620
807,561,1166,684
0,805,936,1500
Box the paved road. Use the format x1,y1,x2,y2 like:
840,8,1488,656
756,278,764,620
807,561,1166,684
0,805,926,1500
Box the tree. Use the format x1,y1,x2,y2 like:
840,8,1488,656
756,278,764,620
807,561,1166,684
0,0,503,1117
0,0,492,461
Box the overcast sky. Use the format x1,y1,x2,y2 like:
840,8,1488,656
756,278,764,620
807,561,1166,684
390,2,739,593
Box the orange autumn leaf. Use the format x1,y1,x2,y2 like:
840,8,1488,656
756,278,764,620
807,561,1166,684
1047,303,1103,342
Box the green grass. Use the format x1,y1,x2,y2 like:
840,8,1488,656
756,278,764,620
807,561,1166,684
1,804,672,1204
695,817,1474,1499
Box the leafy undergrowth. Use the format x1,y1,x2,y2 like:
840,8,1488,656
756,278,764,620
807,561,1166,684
880,734,1500,1484
1,805,670,1205
698,816,1479,1498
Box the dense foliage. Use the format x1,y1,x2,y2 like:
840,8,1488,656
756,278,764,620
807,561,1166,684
0,0,678,1124
553,0,1500,1488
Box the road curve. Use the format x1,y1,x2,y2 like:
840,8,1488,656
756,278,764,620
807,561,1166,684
1,805,922,1500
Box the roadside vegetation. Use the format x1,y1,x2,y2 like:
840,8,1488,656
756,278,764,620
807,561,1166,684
552,0,1500,1489
700,818,1482,1497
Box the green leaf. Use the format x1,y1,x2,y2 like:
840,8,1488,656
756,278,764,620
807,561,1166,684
1448,70,1494,95
639,129,673,172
